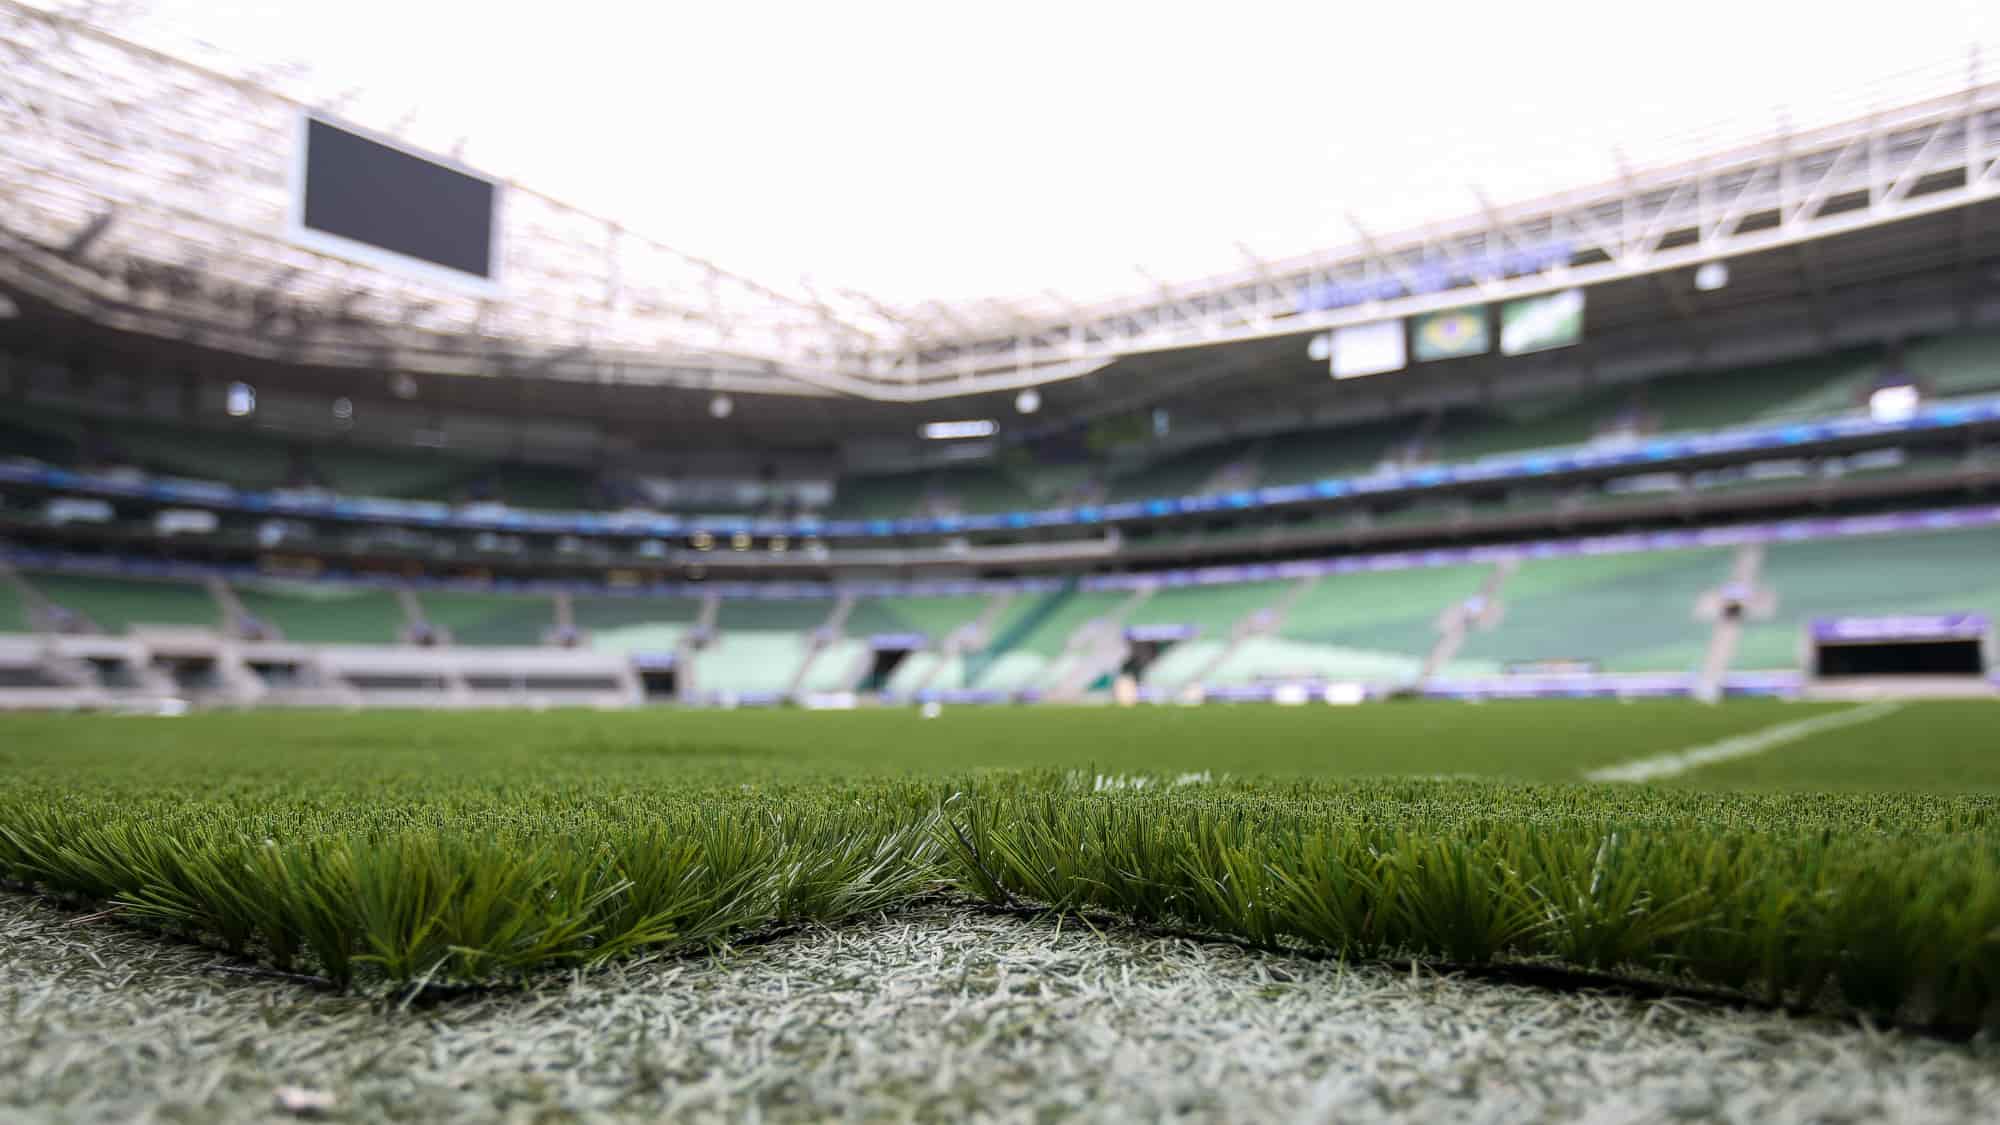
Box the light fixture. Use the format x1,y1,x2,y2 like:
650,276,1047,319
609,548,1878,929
691,530,714,551
1307,334,1332,362
225,382,256,417
1694,261,1729,292
390,372,419,399
332,396,353,420
921,419,998,440
709,393,734,420
1015,388,1041,415
730,531,751,551
1868,383,1921,423
770,535,789,553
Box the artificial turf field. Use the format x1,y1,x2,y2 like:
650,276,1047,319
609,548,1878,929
4,699,2000,1121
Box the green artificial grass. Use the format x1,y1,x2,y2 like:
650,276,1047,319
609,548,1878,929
2,702,1998,1033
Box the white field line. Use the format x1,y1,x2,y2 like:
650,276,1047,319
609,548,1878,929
1583,701,1905,783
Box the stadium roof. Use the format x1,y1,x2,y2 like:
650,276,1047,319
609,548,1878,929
6,1,2000,406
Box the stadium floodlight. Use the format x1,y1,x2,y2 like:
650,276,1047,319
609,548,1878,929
709,393,734,420
225,382,256,417
1694,262,1730,291
922,419,998,440
1015,388,1041,415
1869,384,1921,423
332,396,354,420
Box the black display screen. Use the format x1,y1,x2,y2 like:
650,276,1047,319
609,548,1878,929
299,118,497,279
1816,639,1985,677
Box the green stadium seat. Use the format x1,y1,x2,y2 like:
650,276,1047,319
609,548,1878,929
827,472,929,520
923,466,1035,515
1733,527,2000,670
1126,580,1292,638
842,596,992,643
0,578,28,632
1257,419,1413,485
718,599,832,631
885,651,962,695
1278,565,1491,661
571,594,702,652
1454,549,1734,674
232,582,405,645
1428,391,1623,463
797,638,869,694
1105,440,1255,503
1140,639,1225,691
496,464,599,511
697,633,811,696
1207,636,1435,685
314,446,486,500
1904,329,2000,398
420,591,557,646
24,572,220,632
970,650,1049,692
1645,350,1882,434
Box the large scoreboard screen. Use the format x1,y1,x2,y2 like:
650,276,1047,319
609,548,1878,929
291,115,500,285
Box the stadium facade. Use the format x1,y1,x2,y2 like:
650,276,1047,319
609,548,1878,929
4,1,2000,710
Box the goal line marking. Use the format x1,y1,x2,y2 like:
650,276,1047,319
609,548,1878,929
1583,701,1905,783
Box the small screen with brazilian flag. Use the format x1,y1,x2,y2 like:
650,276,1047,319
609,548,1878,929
1411,306,1490,362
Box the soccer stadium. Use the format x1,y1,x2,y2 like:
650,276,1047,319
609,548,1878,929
6,1,2000,1120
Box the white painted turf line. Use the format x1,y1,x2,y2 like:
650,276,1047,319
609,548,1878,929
1583,701,1904,783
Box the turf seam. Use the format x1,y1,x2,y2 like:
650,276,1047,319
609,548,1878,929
11,883,1987,1044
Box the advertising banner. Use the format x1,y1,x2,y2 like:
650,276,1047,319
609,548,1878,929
1331,319,1407,379
1499,289,1584,355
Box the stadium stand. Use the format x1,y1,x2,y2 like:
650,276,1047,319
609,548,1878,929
681,597,835,698
419,591,559,647
0,413,82,467
699,632,812,697
1732,526,2000,670
1205,565,1494,685
1904,328,2000,397
716,598,832,631
0,576,27,632
1127,579,1293,637
826,472,929,520
1428,394,1612,463
1453,549,1735,673
490,464,600,510
570,593,702,651
919,466,1035,516
230,582,406,645
1106,441,1257,502
1256,419,1415,485
842,595,992,642
959,587,1118,691
1641,350,1884,433
23,572,220,632
312,446,478,500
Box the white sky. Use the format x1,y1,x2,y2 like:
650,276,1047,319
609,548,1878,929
120,0,2000,308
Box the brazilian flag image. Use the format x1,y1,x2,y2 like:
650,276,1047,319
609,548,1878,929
1412,306,1489,362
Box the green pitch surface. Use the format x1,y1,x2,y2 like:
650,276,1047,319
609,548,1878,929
4,700,2000,1038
